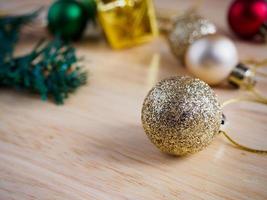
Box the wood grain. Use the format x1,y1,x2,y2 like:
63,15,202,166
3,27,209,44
0,0,267,199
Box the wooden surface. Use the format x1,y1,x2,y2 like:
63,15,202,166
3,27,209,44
0,0,267,199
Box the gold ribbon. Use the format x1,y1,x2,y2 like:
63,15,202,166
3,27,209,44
221,98,267,154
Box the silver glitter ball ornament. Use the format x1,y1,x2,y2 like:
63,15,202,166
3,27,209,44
168,13,216,64
141,76,222,156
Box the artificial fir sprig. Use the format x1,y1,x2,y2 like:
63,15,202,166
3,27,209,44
0,39,87,104
0,11,87,104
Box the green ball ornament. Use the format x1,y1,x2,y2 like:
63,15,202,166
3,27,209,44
47,0,96,40
80,0,97,20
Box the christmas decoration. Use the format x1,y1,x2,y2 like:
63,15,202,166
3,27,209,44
185,35,239,85
142,76,222,155
160,10,266,99
97,0,158,49
184,33,267,101
161,12,235,85
168,13,216,64
81,0,97,20
141,76,267,156
47,0,97,40
0,11,87,104
228,0,267,42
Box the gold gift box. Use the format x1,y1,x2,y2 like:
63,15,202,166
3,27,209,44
97,0,158,49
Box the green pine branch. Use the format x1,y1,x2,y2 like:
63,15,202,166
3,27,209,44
0,10,87,104
0,39,87,104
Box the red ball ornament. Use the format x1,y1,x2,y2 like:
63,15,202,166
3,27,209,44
228,0,267,41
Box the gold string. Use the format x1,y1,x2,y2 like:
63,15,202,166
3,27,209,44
249,88,267,104
221,98,267,154
244,58,267,77
220,130,267,154
244,58,267,68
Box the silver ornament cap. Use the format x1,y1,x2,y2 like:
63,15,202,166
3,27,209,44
141,76,222,156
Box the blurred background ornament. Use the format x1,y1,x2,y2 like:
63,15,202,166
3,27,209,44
228,0,267,42
184,33,267,99
157,7,267,100
141,76,267,156
185,35,239,85
97,0,158,49
184,33,267,103
47,0,97,40
157,10,238,86
168,12,216,64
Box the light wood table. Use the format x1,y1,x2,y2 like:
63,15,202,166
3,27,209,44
0,0,267,199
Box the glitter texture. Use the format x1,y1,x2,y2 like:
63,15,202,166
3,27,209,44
141,76,222,156
168,13,216,64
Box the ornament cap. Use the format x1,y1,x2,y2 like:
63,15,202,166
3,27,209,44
228,63,256,89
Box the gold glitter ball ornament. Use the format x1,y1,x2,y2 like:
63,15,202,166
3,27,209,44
168,13,216,64
141,76,222,156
